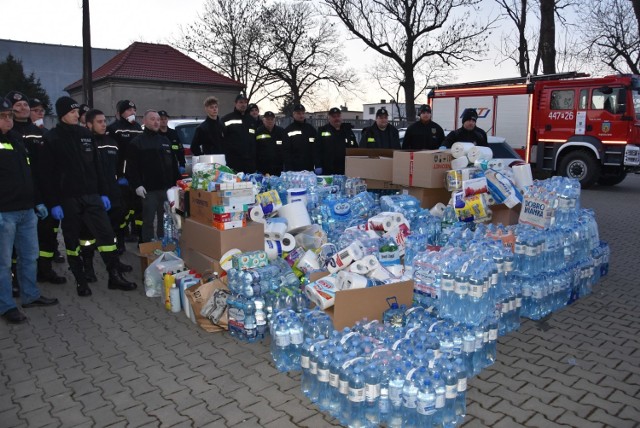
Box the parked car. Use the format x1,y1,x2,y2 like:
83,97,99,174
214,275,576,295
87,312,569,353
168,119,203,175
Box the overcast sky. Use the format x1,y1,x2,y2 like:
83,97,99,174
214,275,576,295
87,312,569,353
2,0,515,111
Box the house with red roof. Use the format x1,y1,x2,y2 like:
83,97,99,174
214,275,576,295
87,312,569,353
65,42,244,118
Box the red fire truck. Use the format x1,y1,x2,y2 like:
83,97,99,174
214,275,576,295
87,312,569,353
428,72,640,187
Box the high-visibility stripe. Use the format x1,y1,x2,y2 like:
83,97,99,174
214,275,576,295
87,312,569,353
288,130,302,137
0,143,14,150
97,144,118,150
257,134,271,140
248,129,255,134
128,210,135,216
171,145,179,150
276,140,283,145
53,227,59,233
66,246,81,256
119,220,128,229
309,138,315,142
321,132,331,137
39,251,54,258
224,119,243,126
97,244,117,253
367,138,375,143
80,239,96,246
23,134,42,139
135,220,143,226
114,129,142,134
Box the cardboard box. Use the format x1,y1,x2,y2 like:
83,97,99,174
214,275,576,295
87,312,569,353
189,189,224,225
180,218,264,260
185,279,229,333
490,203,521,226
405,187,452,209
345,155,394,182
364,179,404,190
392,150,453,188
181,247,223,276
136,242,177,274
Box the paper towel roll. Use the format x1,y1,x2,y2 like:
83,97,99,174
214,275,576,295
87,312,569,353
305,276,337,309
451,156,470,170
430,202,446,217
249,205,266,223
278,201,312,233
512,164,533,189
265,221,288,240
264,240,283,260
297,249,320,273
451,142,475,159
219,248,242,272
467,146,493,163
281,233,296,252
194,154,226,165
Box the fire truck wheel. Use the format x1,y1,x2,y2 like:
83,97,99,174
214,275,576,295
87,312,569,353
598,172,627,186
558,150,600,189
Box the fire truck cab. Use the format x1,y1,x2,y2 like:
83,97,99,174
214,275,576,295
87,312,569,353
428,72,640,187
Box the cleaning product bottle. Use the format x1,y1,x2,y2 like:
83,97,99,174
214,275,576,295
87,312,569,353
163,272,175,310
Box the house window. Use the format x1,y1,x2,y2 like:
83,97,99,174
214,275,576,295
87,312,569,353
369,107,375,114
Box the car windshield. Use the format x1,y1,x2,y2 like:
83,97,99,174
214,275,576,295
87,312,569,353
489,142,521,160
175,124,198,146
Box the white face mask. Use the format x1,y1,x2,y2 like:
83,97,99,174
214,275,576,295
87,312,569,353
33,118,44,127
126,114,136,123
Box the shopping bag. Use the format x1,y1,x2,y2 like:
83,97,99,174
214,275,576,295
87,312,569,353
143,251,184,298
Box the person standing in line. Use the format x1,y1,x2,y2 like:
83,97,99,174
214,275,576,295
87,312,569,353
191,96,225,156
158,110,186,176
283,104,316,172
315,107,358,175
29,98,47,129
402,104,445,150
359,108,401,149
40,96,137,297
221,94,256,173
126,110,180,243
443,108,488,148
0,97,59,324
247,103,261,129
255,111,286,176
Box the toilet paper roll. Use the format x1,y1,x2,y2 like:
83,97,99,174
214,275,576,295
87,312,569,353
278,201,312,233
264,240,284,260
194,154,226,166
305,276,337,310
512,164,533,189
467,146,493,163
336,271,368,290
451,156,470,170
349,254,381,275
450,142,475,159
249,205,266,223
219,248,242,272
297,249,320,274
281,233,296,252
265,221,288,240
430,202,446,217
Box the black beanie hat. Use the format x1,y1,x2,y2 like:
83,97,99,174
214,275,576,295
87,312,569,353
118,100,136,115
55,96,80,119
5,91,29,106
461,108,478,123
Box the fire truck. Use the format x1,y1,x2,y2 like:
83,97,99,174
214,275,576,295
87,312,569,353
427,72,640,187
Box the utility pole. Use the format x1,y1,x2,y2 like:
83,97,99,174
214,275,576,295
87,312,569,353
82,0,93,106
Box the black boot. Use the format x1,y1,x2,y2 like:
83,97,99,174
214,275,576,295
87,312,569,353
115,258,133,273
68,256,91,296
108,268,137,291
81,248,97,283
37,258,67,284
53,248,65,264
76,279,92,297
11,268,19,298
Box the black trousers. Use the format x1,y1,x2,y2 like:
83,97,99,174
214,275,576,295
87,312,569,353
36,216,59,260
140,189,166,243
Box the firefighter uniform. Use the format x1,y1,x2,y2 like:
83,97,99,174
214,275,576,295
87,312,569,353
360,125,401,149
315,123,358,175
255,123,286,176
191,116,225,156
221,109,257,173
403,120,445,150
159,127,186,170
283,120,317,171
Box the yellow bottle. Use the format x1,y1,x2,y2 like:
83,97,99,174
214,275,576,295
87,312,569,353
164,272,175,310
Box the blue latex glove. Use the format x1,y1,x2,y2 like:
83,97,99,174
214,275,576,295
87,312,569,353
101,196,111,211
314,168,323,175
35,204,48,219
51,206,64,220
179,166,186,175
117,177,128,186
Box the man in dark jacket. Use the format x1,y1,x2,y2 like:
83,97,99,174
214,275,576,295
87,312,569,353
444,108,489,148
403,104,445,150
126,110,180,243
29,97,47,129
158,110,186,175
7,91,66,285
315,107,358,175
360,108,401,149
40,97,136,297
221,94,257,173
255,111,286,176
283,103,316,172
247,103,261,129
191,96,224,156
0,97,58,324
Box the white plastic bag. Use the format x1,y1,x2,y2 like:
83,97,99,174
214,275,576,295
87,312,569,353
143,251,185,297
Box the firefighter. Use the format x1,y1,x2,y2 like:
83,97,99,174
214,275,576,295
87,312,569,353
444,108,488,148
7,91,66,285
29,97,46,129
191,96,225,156
315,107,358,175
247,103,261,128
158,110,186,175
221,94,257,173
0,97,59,324
255,111,286,176
359,108,401,149
126,110,180,243
40,96,137,297
403,104,445,150
106,100,143,241
283,104,316,172
80,109,133,282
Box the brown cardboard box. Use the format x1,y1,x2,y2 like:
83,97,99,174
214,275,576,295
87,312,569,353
180,218,264,260
392,150,453,188
406,187,452,209
189,190,224,225
364,179,404,190
489,203,521,226
181,247,223,276
185,278,229,333
136,242,177,274
345,155,394,182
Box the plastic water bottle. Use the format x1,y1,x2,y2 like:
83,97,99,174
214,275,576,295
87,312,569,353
244,300,257,342
364,363,381,427
300,338,314,396
416,379,436,427
432,371,446,427
288,316,304,369
348,366,366,428
388,367,405,428
327,350,346,418
402,368,419,428
316,349,332,411
442,363,458,427
454,357,468,424
271,319,291,371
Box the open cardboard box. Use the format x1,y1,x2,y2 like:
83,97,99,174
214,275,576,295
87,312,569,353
392,150,453,188
308,271,414,330
180,218,264,260
345,149,396,182
135,242,177,275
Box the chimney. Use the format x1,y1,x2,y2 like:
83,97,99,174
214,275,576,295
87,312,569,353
381,99,386,104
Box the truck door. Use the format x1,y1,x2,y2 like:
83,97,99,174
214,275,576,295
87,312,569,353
585,87,627,143
537,88,577,143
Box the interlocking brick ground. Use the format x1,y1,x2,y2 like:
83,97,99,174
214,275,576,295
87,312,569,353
2,176,639,427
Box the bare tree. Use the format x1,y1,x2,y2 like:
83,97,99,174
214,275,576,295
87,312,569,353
495,0,530,76
322,0,493,121
175,0,273,102
577,0,640,74
259,1,357,107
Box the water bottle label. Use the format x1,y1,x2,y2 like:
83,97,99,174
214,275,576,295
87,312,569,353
501,303,509,314
525,246,536,257
380,387,389,397
516,297,522,308
403,393,417,408
436,393,445,408
445,384,457,399
340,331,357,345
505,260,514,272
339,379,349,395
389,386,402,404
458,378,467,392
522,286,532,297
365,384,380,401
489,329,498,341
441,278,454,291
301,356,310,369
463,339,475,353
348,387,365,403
475,336,483,350
454,282,469,295
469,284,483,298
515,244,525,254
533,288,543,299
483,331,489,343
509,298,516,311
317,368,330,383
310,361,317,375
329,373,339,387
491,272,499,285
255,313,266,324
417,400,436,415
275,333,290,347
290,331,304,345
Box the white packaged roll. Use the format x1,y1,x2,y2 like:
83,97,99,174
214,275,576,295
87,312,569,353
474,158,505,171
467,146,493,163
249,205,266,223
281,233,296,252
278,201,312,233
348,254,381,275
336,271,368,290
430,202,446,217
287,188,308,207
451,156,469,170
512,164,533,190
451,142,475,159
305,276,337,309
265,221,288,240
297,250,320,273
194,154,226,166
264,240,283,260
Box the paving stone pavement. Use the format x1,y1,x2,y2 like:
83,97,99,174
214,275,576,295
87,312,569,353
2,175,640,427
